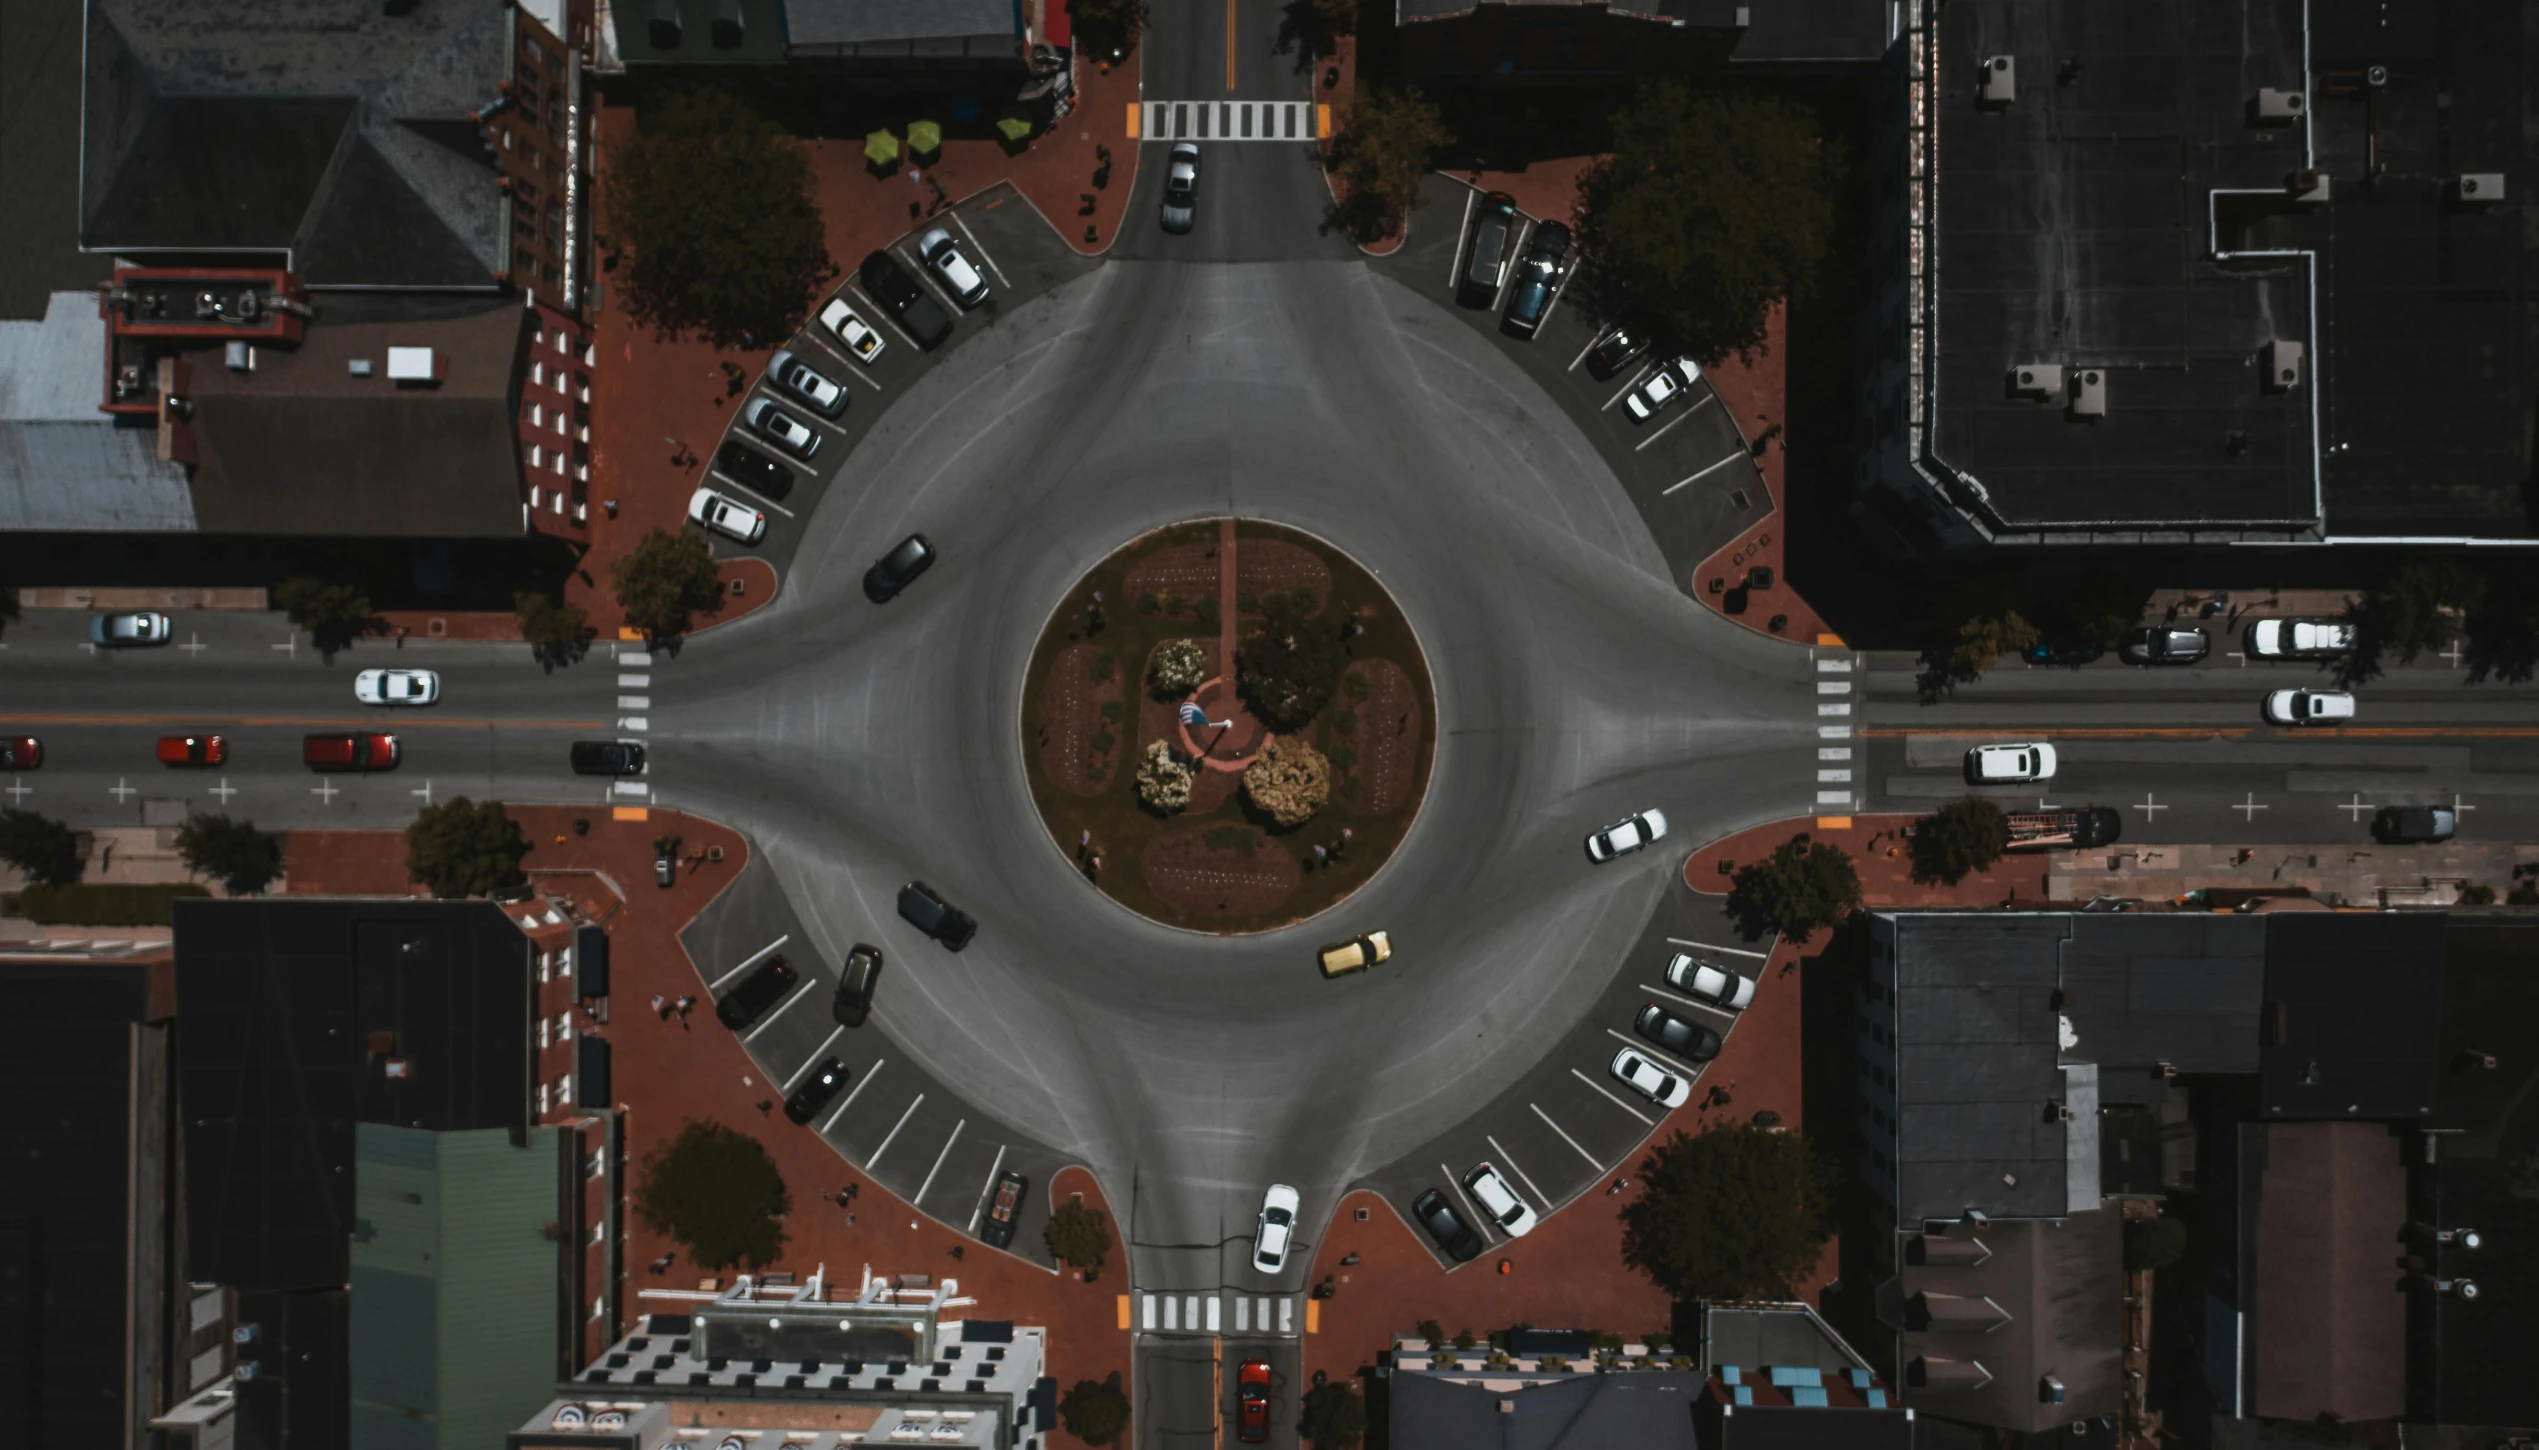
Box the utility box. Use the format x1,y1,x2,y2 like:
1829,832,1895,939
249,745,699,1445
2009,363,2064,398
2254,87,2305,123
385,346,443,384
1980,55,2017,106
2263,340,2305,392
2456,173,2506,206
2067,368,2108,418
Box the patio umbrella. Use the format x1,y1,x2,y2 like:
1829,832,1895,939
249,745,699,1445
994,112,1033,143
863,129,900,166
906,119,943,156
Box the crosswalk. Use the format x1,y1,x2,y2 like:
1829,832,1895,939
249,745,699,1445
1814,652,1857,810
1139,1292,1300,1337
613,647,653,802
1131,100,1328,143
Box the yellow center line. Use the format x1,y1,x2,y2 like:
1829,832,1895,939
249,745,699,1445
1,713,608,730
1225,0,1238,90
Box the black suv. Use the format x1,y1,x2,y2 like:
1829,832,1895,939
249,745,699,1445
1634,1004,1723,1063
1585,326,1650,380
980,1169,1029,1248
860,250,953,350
2121,627,2210,665
784,1057,851,1124
715,954,801,1028
832,943,884,1027
897,881,978,950
1411,1188,1482,1262
570,740,646,776
864,533,937,603
715,439,794,501
1500,221,1571,337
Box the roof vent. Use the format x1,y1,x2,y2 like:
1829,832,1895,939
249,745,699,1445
2040,1375,2067,1404
224,340,254,372
2287,168,2331,205
2066,369,2107,419
2008,363,2064,399
1498,1399,1518,1414
2455,173,2506,206
2263,340,2304,392
386,346,443,385
1979,55,2016,106
651,0,681,47
2252,88,2305,124
349,358,375,377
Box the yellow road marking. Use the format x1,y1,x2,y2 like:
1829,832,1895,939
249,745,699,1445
1125,103,1140,138
1225,0,1237,89
612,806,649,822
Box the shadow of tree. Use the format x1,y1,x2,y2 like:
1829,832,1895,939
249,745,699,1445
533,635,594,674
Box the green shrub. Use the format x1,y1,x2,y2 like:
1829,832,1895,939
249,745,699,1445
1046,1200,1112,1271
1330,743,1358,771
1090,730,1116,754
1415,1318,1444,1344
1341,776,1361,798
19,882,209,926
1089,648,1117,683
1099,699,1126,722
1333,708,1357,735
1342,672,1370,701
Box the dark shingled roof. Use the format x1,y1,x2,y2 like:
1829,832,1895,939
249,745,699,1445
1391,1369,1704,1450
2057,914,2265,1076
2249,1122,2406,1422
1900,1211,2125,1433
2257,912,2443,1119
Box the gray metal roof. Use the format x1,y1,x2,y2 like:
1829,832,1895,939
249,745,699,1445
2057,914,2265,1077
1390,1369,1704,1450
1900,1210,2125,1432
0,292,196,530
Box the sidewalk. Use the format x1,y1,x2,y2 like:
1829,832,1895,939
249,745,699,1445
1686,815,2059,908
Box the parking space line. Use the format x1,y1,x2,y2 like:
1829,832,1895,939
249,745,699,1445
1443,1164,1499,1245
797,323,885,390
943,210,1010,291
1532,1102,1608,1166
708,935,791,990
1485,1135,1548,1209
1602,362,1656,410
1604,1025,1709,1081
1490,217,1532,314
892,242,967,317
846,282,927,351
781,1027,844,1090
1660,450,1746,495
1634,391,1714,452
1566,329,1605,373
1447,187,1477,290
1640,982,1734,1020
866,1092,926,1170
742,979,817,1042
914,1119,967,1208
822,1057,882,1134
967,1145,1008,1234
1569,1067,1654,1126
1667,937,1769,959
714,470,798,517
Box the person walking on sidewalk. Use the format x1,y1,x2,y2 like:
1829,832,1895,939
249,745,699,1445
652,993,667,1019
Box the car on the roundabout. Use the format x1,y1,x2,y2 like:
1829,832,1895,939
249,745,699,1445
1318,930,1391,978
1585,808,1667,862
831,943,884,1026
863,533,936,603
898,880,978,950
1252,1183,1300,1272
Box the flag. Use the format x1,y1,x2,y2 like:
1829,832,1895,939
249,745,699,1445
1179,702,1208,727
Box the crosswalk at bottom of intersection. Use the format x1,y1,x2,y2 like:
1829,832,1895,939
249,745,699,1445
1813,650,1858,811
1139,1292,1300,1336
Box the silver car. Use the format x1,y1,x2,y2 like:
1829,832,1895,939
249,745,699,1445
687,486,767,544
917,227,990,308
744,397,821,460
90,611,171,647
1663,953,1756,1011
766,349,848,417
1161,143,1200,233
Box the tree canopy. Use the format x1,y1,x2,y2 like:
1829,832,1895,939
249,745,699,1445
1332,89,1451,240
1045,1199,1112,1272
1620,1123,1837,1301
0,808,81,886
1060,1375,1130,1446
1069,0,1143,60
1239,591,1347,730
273,577,379,655
611,527,728,644
1300,1382,1368,1450
403,797,531,899
1728,837,1860,944
634,1118,790,1270
1243,737,1332,828
516,590,591,668
1911,797,2011,885
176,814,283,895
1948,609,2040,679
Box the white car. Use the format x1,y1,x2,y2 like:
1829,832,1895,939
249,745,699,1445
1965,742,2057,784
917,227,990,308
2247,618,2355,659
1252,1183,1300,1273
687,486,767,545
766,349,847,418
1610,1047,1691,1109
1462,1163,1536,1237
1663,953,1756,1011
1586,808,1668,862
743,397,821,460
1623,357,1702,422
89,610,171,647
1160,142,1200,233
818,298,887,365
354,668,440,706
2266,688,2356,726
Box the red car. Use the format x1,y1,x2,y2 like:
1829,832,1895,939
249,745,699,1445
1237,1360,1271,1443
157,735,226,767
303,733,399,771
0,737,40,769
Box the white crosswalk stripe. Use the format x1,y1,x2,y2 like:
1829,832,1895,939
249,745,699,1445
1139,100,1325,143
1140,1291,1304,1337
1810,648,1859,810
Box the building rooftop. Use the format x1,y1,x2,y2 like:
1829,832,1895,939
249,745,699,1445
786,0,1017,50
1388,1366,1706,1450
2056,914,2265,1078
2247,1121,2405,1422
1896,1210,2124,1433
2256,912,2443,1119
0,292,197,529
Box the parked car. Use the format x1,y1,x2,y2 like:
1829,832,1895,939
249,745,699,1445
1663,952,1755,1011
303,733,397,771
570,740,647,776
1635,1004,1723,1064
714,439,794,501
1410,1187,1483,1263
1236,1359,1271,1444
980,1169,1029,1248
917,227,990,308
1160,142,1201,233
90,610,171,647
0,737,40,769
1461,191,1519,299
831,943,884,1026
1624,358,1703,422
1500,221,1571,337
1609,1046,1691,1108
353,668,440,706
2121,626,2210,665
766,348,848,418
2247,618,2356,659
2374,805,2457,843
688,485,768,544
898,880,978,950
715,954,800,1029
783,1056,850,1123
2266,688,2355,726
2023,640,2106,666
1585,808,1668,862
1965,742,2058,784
817,296,887,365
1585,326,1651,381
1462,1163,1537,1237
1318,930,1391,978
863,533,937,603
1252,1183,1301,1272
157,734,226,767
860,250,953,349
743,398,821,461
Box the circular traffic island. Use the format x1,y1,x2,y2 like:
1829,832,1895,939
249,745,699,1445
1022,519,1435,933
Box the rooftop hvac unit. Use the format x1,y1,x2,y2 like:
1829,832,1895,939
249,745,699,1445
2254,88,2305,123
2263,339,2304,392
2067,368,2107,418
1980,55,2016,106
650,0,680,46
2287,168,2331,205
224,340,254,372
385,346,443,384
2009,363,2064,399
2456,173,2506,205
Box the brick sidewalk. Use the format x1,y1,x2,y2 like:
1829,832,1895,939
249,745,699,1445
1684,813,2053,908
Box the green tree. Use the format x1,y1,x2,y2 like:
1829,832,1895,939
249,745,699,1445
1911,797,2011,886
1045,1199,1112,1273
0,807,81,886
1070,0,1143,60
599,84,837,348
1728,837,1861,945
2342,558,2484,685
2060,568,2146,650
2124,1214,2189,1272
1148,637,1209,696
1948,609,2040,679
175,814,283,895
403,797,531,899
633,1118,791,1270
1621,1123,1836,1301
1060,1374,1130,1446
2462,571,2539,686
516,590,591,668
1311,0,1356,44
1299,1382,1367,1450
1242,737,1332,828
273,577,379,655
1239,591,1347,731
1578,85,1841,361
611,527,728,644
1332,88,1451,240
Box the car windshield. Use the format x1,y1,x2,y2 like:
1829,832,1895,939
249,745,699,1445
1266,1207,1290,1225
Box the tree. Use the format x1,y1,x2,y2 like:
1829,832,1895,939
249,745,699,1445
1620,1123,1836,1301
2124,1215,2188,1273
1239,591,1346,730
1911,797,2011,885
1243,737,1331,828
273,576,379,655
1728,838,1860,945
611,527,728,644
516,590,591,668
2461,570,2539,686
1578,84,1841,361
1948,609,2039,679
634,1118,791,1270
1135,740,1195,813
2059,568,2146,650
1311,0,1356,44
1060,1374,1130,1446
1148,638,1209,696
0,808,80,886
1070,0,1143,61
403,797,531,899
1045,1199,1112,1272
1331,88,1450,240
599,84,836,348
1299,1382,1367,1450
175,814,282,895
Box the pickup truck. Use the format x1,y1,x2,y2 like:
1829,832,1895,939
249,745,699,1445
2006,807,2122,850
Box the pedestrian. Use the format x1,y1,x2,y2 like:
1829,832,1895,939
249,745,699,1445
756,1098,774,1116
652,993,667,1019
676,995,695,1018
846,1211,856,1226
604,500,619,518
948,1245,965,1261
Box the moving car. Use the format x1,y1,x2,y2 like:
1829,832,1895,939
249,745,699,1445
1160,143,1201,234
1318,930,1392,978
714,439,794,501
1635,1004,1723,1063
715,954,800,1029
1461,192,1519,298
688,486,768,545
2374,805,2457,843
783,1056,850,1123
570,740,647,776
1411,1188,1483,1263
157,734,225,767
1585,326,1651,381
1624,358,1703,422
0,737,39,769
743,397,822,461
1500,220,1571,337
1610,1046,1691,1108
1462,1163,1536,1237
898,880,978,950
2121,626,2210,665
2266,688,2356,726
766,348,848,418
1236,1359,1271,1444
1252,1183,1300,1273
353,668,440,706
1965,742,2058,784
917,227,990,308
859,250,953,350
90,611,171,647
1663,952,1756,1011
863,533,937,603
980,1169,1029,1248
1586,808,1668,862
2023,640,2105,666
2247,618,2356,659
831,943,884,1027
302,733,398,771
817,296,887,365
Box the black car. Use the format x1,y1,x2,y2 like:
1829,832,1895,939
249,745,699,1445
898,880,978,950
864,533,937,603
1461,191,1519,301
1411,1188,1483,1263
570,740,647,776
2023,640,2105,667
2373,805,2458,844
784,1056,851,1124
2121,627,2210,665
860,250,953,350
832,943,884,1026
1634,1004,1723,1063
715,439,794,501
980,1169,1029,1248
1586,326,1651,381
716,954,800,1028
1500,221,1571,337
